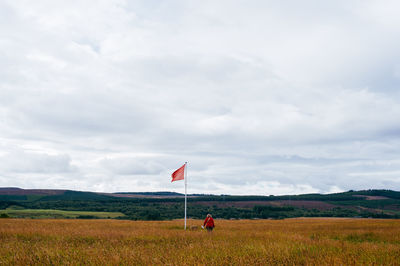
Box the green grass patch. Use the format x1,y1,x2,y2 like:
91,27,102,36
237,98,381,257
331,232,381,243
0,208,125,219
344,232,380,243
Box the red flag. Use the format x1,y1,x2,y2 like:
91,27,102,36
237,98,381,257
171,164,185,182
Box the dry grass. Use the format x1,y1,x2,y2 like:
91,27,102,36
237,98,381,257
1,218,400,265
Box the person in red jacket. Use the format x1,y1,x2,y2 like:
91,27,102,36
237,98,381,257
203,214,215,232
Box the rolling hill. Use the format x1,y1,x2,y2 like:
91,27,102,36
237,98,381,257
1,188,400,220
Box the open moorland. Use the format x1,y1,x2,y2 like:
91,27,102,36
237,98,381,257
1,218,400,265
2,188,400,220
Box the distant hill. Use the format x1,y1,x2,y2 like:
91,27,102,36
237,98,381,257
111,191,185,198
1,188,400,220
0,188,202,199
0,187,66,196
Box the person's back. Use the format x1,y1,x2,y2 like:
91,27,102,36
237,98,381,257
203,214,215,232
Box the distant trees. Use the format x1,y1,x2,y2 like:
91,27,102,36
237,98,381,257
1,189,400,220
0,213,9,218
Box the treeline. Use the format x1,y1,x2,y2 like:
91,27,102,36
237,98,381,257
2,198,399,220
2,189,400,203
2,189,400,220
347,189,400,199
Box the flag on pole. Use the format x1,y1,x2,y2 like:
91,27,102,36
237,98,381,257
171,164,185,182
171,162,188,230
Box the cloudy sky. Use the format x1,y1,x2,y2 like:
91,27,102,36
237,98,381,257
1,0,400,195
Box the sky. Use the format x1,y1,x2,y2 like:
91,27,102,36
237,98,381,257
1,0,400,195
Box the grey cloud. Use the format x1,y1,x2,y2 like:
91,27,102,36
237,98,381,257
0,150,76,174
1,0,400,194
101,157,165,175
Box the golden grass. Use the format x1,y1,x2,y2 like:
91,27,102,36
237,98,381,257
1,218,400,265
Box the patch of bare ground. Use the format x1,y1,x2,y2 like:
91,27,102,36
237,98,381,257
279,200,336,210
192,200,336,210
192,201,276,208
352,195,389,200
343,205,394,215
384,204,400,211
0,188,65,196
109,194,200,199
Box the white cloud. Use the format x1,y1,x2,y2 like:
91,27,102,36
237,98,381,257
0,0,400,194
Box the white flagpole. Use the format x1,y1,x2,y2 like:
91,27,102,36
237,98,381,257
184,161,187,230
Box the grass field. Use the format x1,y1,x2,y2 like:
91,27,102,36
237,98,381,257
1,218,400,265
0,208,125,219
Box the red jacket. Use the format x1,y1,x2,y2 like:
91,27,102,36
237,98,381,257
203,217,215,228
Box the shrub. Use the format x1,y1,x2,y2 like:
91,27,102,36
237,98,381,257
0,213,10,218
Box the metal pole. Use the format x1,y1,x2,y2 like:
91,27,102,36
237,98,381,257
184,162,187,230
